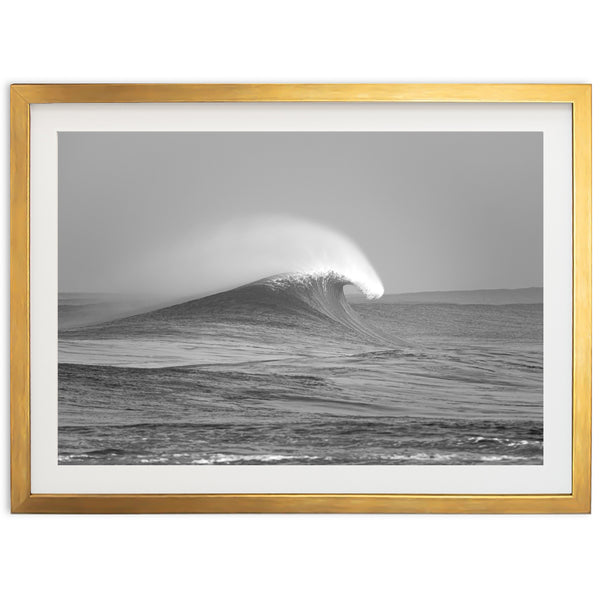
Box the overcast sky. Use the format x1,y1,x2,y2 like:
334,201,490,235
59,131,542,295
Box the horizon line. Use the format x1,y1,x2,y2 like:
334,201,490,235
58,285,543,296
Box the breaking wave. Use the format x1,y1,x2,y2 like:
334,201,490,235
149,269,390,344
60,217,391,351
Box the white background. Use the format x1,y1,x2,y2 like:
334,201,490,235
1,1,597,598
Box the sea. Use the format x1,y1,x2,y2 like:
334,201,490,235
58,274,543,465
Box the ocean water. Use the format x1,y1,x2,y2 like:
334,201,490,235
58,274,543,465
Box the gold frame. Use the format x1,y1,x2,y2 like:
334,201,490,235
10,84,591,513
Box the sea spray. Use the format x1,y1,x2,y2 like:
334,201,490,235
109,215,384,306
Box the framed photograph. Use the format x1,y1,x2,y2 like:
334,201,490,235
10,84,591,513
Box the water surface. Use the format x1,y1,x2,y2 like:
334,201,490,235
58,276,543,465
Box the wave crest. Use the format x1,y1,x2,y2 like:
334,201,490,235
266,269,382,300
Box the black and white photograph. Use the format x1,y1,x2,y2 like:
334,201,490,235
58,131,543,466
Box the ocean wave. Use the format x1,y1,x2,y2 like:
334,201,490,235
75,270,393,347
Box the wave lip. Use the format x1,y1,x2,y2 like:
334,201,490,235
267,268,383,301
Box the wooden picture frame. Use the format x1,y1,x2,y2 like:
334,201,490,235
10,84,591,513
